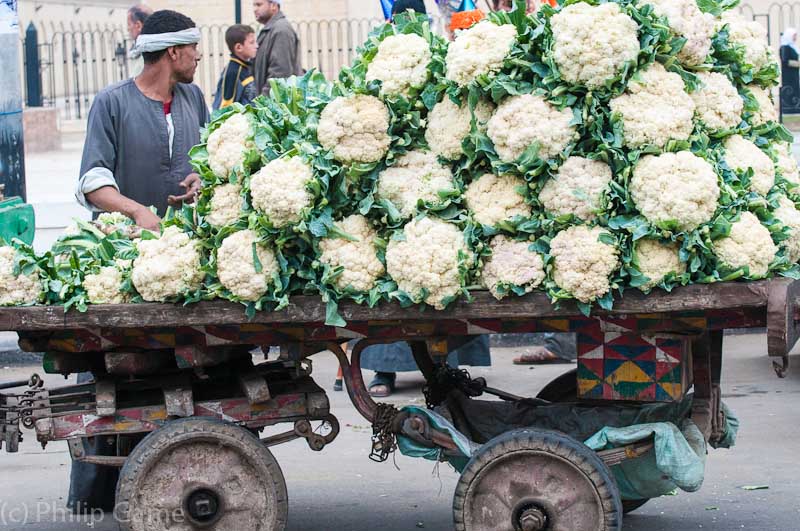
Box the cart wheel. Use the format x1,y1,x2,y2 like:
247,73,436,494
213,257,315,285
453,428,622,531
115,417,288,531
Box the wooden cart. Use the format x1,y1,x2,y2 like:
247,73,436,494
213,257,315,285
1,279,798,531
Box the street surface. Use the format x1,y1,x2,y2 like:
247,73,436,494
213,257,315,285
0,333,798,530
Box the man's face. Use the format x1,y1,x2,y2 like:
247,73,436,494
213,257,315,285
170,43,201,83
253,0,279,25
127,13,144,40
236,33,258,61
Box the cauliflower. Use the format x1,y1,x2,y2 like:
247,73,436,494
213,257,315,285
747,85,777,126
774,142,800,189
690,71,743,131
0,246,42,306
634,239,686,291
206,113,253,178
773,195,800,262
376,150,456,218
425,97,493,160
549,225,619,303
386,216,470,309
366,33,432,96
464,173,530,227
216,229,279,301
723,135,775,196
550,2,640,88
83,266,128,304
539,157,612,221
250,156,314,228
318,215,385,292
317,95,391,164
445,21,517,87
609,62,695,149
487,94,577,162
482,235,545,299
131,226,204,302
646,0,715,65
206,183,243,227
713,211,777,276
631,151,720,231
719,12,775,73
96,212,132,226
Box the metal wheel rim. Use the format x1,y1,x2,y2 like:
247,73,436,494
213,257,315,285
125,435,279,531
462,449,605,531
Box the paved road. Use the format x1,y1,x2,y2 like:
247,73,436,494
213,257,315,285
0,334,798,530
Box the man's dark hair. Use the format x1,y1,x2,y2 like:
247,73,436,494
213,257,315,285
140,10,196,64
392,0,427,16
225,24,255,54
128,4,151,25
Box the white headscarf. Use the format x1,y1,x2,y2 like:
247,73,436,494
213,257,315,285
781,27,798,52
129,27,202,59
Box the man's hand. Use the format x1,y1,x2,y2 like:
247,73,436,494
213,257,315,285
168,173,202,207
132,206,161,232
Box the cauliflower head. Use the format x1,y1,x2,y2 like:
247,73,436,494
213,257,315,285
631,151,720,232
425,97,493,160
445,21,517,87
250,156,314,228
550,225,619,303
84,266,128,304
539,156,612,221
747,85,777,126
386,216,470,309
647,0,715,65
482,235,545,300
216,229,279,301
131,226,204,302
634,239,686,291
713,211,777,277
550,2,639,88
774,142,800,189
376,150,456,218
773,195,800,262
719,12,775,72
319,215,386,293
317,95,391,164
207,113,253,178
690,72,743,131
0,246,43,306
464,173,530,227
609,62,695,149
487,94,577,162
366,33,432,96
206,183,243,227
723,135,775,196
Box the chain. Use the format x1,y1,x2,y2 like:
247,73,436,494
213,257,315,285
422,366,484,409
369,402,400,463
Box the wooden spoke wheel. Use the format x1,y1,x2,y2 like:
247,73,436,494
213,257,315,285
115,417,288,531
453,428,622,531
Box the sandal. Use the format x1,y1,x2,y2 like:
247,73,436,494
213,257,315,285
513,346,573,365
368,372,396,398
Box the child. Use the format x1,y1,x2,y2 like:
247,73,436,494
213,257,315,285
212,24,259,110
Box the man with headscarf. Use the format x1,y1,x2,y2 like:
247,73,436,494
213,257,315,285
75,9,209,230
781,28,800,114
69,9,209,513
126,3,153,77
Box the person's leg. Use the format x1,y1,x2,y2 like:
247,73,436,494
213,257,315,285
368,371,396,397
513,333,575,364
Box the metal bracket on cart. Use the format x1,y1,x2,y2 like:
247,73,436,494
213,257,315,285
0,374,44,453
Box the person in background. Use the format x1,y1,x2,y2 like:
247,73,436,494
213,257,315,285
70,10,209,513
252,0,303,95
126,3,153,77
392,0,427,18
780,28,800,115
213,24,259,110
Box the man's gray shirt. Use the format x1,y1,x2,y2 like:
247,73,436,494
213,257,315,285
76,79,209,216
254,11,303,95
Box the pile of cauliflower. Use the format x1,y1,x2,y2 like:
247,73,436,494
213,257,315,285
6,0,800,319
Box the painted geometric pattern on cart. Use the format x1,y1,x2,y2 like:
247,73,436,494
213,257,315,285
21,307,761,354
577,332,690,402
